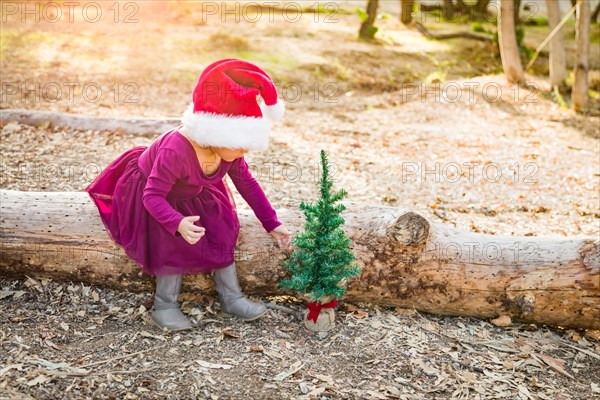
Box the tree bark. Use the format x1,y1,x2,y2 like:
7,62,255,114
456,0,470,15
592,1,600,23
443,0,455,20
573,0,590,112
546,0,567,89
475,0,491,15
513,0,521,24
400,0,415,24
359,0,379,39
1,189,598,330
567,0,599,22
498,0,524,83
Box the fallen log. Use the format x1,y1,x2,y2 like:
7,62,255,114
415,21,492,42
0,189,598,329
0,109,180,136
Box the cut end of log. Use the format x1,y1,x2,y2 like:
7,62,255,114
389,212,430,246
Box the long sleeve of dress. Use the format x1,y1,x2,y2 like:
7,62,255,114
227,156,282,233
142,148,186,237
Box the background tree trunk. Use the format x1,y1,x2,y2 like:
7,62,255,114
498,0,524,83
572,0,590,112
546,0,568,89
569,0,600,22
1,190,598,330
513,0,522,24
443,0,455,19
359,0,379,39
456,0,470,15
475,0,491,15
400,0,415,24
592,1,600,22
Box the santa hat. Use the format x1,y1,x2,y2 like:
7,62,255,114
181,59,285,151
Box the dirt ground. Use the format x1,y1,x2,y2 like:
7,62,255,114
1,276,600,400
1,2,599,399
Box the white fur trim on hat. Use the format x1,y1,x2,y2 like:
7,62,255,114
260,98,285,122
181,103,271,151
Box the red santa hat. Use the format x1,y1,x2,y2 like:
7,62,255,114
181,59,285,151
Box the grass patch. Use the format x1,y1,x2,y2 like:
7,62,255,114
207,32,251,52
523,16,548,27
552,85,569,109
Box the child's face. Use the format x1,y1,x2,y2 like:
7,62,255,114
215,147,248,162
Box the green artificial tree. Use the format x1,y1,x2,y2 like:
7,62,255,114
278,149,361,332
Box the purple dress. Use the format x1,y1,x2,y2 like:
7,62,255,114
84,126,283,276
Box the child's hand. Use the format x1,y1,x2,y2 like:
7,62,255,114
269,224,292,250
177,216,206,245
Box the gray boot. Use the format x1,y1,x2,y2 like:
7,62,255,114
212,262,267,321
150,274,193,331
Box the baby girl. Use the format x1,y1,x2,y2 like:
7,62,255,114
85,58,292,331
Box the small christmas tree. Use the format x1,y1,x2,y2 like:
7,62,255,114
278,149,361,332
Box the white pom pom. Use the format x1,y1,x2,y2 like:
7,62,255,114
260,99,285,122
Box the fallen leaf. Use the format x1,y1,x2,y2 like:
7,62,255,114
535,353,574,379
0,364,24,376
26,374,52,386
566,329,582,342
517,384,534,400
299,382,309,394
365,390,387,399
140,331,166,341
310,373,334,385
196,360,233,369
2,123,21,133
395,307,416,316
344,304,358,312
24,276,44,292
308,387,326,396
222,328,240,338
45,340,60,350
179,293,205,302
264,349,284,359
371,320,383,329
0,290,26,299
273,361,304,381
490,315,512,327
